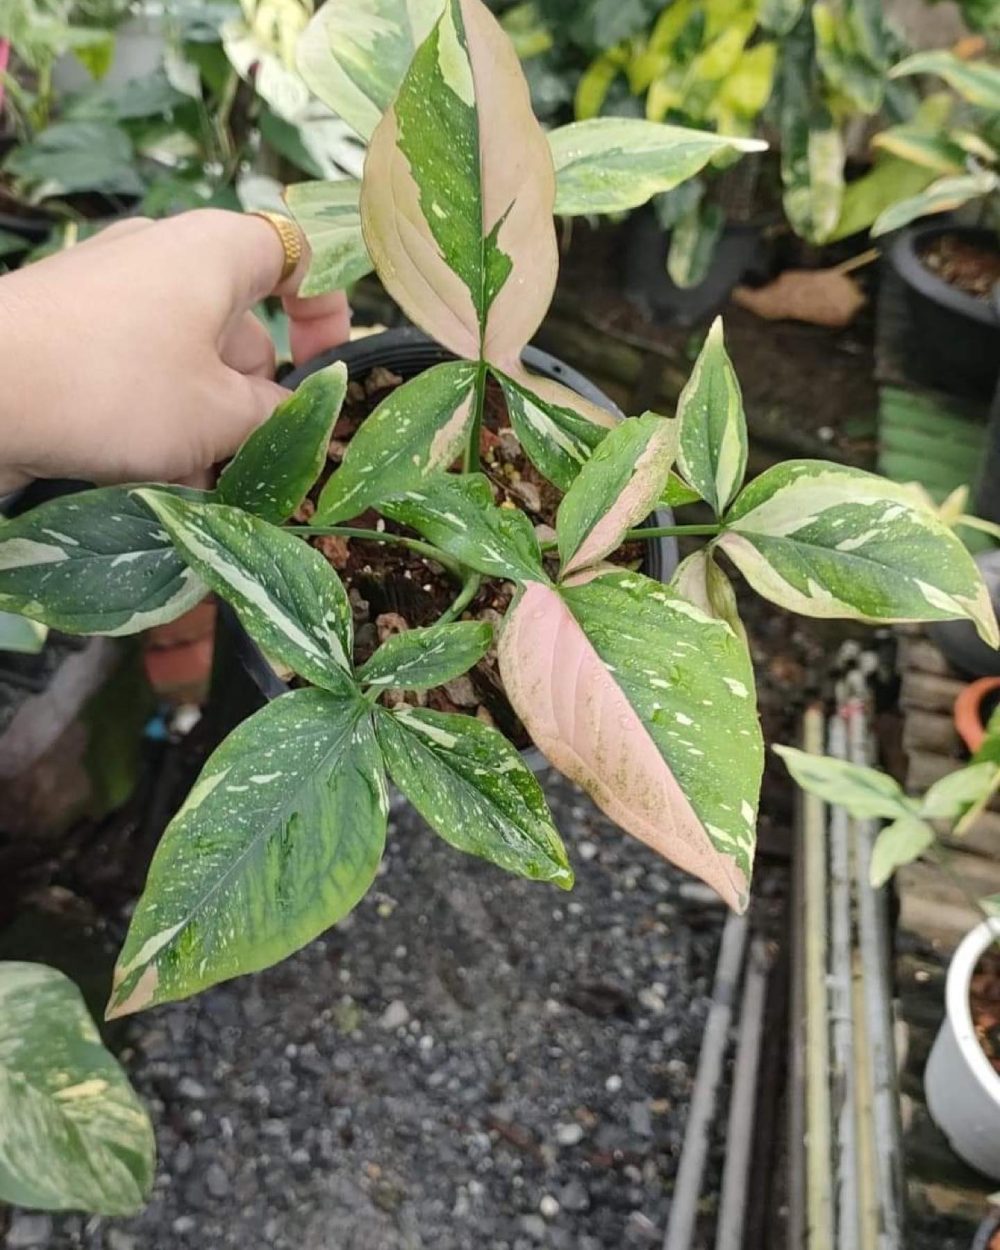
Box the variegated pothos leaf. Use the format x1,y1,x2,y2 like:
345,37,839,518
716,462,999,644
500,570,763,911
283,180,372,297
137,491,356,694
357,620,491,690
675,317,747,516
108,689,387,1017
671,548,747,646
0,962,154,1215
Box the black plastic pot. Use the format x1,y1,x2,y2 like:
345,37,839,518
222,327,680,768
973,1211,1000,1250
623,209,767,326
889,224,1000,401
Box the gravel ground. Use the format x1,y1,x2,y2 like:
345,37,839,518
22,775,732,1250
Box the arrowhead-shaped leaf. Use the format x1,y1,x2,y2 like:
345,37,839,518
676,318,747,516
297,0,446,140
869,815,935,888
556,414,678,577
920,761,1000,821
890,51,1000,110
0,962,154,1214
283,180,372,297
315,362,477,523
375,704,572,886
358,619,491,690
359,0,557,363
499,571,763,910
217,362,348,523
137,491,355,694
671,548,747,646
774,745,915,819
717,462,999,645
379,473,548,584
0,486,205,636
108,689,386,1016
549,119,766,216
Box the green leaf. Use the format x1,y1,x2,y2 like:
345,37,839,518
774,744,914,820
671,548,747,645
717,461,999,644
358,620,491,690
556,413,678,576
137,492,355,694
871,170,1000,236
360,0,557,365
297,0,446,141
0,228,28,259
0,611,47,654
667,197,724,289
661,474,703,507
890,51,1000,111
812,2,884,115
869,815,935,887
315,362,478,524
283,179,373,298
920,761,1000,821
379,473,548,584
831,153,939,241
108,689,386,1017
3,121,145,198
0,962,154,1214
217,362,348,523
0,486,206,636
375,704,572,887
549,118,766,216
675,317,747,515
759,0,806,34
870,124,967,175
500,571,763,911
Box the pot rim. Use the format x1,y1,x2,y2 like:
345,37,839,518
890,224,1000,329
946,918,1000,1102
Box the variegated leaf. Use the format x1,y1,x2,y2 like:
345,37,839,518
0,486,205,637
812,2,884,115
871,170,1000,236
283,180,372,298
360,0,557,365
137,492,356,694
671,548,747,646
870,124,967,176
379,473,548,584
890,51,1000,111
218,362,348,523
0,962,154,1215
499,570,763,911
357,619,491,689
759,0,806,37
108,690,386,1017
675,317,747,516
374,704,572,886
296,0,445,140
869,815,935,887
0,612,47,654
666,198,725,291
549,119,766,217
774,744,915,819
717,462,999,644
556,414,678,577
315,362,477,523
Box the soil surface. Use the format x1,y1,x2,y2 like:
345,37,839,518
919,234,1000,302
971,947,1000,1076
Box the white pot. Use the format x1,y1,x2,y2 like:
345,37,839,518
925,918,1000,1179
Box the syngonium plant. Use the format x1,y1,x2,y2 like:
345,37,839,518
0,0,996,1025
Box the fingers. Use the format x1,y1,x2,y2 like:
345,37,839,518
283,288,352,365
83,216,155,249
220,311,277,379
206,368,291,465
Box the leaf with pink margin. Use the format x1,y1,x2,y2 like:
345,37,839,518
556,414,678,577
359,0,557,361
498,569,763,910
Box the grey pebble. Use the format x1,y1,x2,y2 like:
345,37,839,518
5,1214,52,1248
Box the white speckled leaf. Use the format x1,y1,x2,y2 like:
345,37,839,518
499,571,763,910
315,362,477,523
360,0,557,363
137,491,355,694
379,473,547,584
675,318,747,516
774,745,914,819
357,620,491,690
556,414,678,577
671,548,748,646
0,962,154,1214
283,180,373,297
0,486,206,636
717,461,999,644
107,690,387,1017
375,705,572,886
218,362,348,523
549,119,766,216
297,0,445,140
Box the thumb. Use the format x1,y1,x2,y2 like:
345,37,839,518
206,368,290,465
169,210,308,312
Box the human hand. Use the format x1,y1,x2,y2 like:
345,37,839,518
0,209,351,494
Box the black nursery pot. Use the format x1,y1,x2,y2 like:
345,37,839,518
889,224,1000,401
221,327,679,768
973,1211,1000,1250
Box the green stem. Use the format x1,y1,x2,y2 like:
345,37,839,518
286,525,465,578
463,360,488,475
435,573,482,626
539,522,721,553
